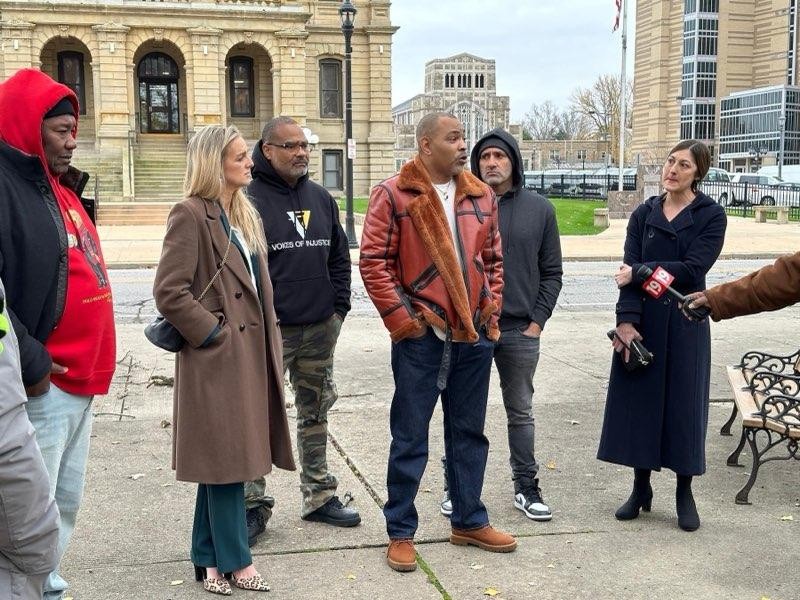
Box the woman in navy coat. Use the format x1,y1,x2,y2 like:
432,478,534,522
597,140,726,531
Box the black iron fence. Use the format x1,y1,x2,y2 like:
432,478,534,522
699,180,800,209
524,173,638,200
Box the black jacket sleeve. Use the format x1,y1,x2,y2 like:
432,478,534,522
7,306,51,388
328,196,352,318
532,203,563,329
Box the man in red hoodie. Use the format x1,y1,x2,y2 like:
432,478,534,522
0,69,116,600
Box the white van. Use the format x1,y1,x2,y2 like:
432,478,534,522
757,165,800,183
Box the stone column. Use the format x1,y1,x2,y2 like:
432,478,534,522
186,27,223,129
364,26,396,193
0,19,35,77
274,27,308,121
92,23,132,199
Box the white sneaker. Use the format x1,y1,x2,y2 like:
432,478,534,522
514,485,552,521
440,492,453,517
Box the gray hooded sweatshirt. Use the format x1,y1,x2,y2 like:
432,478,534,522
470,129,563,331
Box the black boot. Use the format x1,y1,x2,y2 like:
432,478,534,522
615,468,653,520
676,475,700,531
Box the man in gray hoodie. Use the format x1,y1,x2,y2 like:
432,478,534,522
441,129,562,520
0,278,60,598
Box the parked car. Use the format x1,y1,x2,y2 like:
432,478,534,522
729,173,782,206
700,167,732,206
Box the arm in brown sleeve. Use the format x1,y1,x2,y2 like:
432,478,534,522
706,251,800,320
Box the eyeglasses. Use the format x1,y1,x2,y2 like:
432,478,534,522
265,141,313,152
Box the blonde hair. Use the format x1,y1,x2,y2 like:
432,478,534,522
184,124,267,255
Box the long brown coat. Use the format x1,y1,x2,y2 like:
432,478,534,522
153,196,295,484
706,250,800,320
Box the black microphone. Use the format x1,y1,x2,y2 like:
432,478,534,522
635,264,711,320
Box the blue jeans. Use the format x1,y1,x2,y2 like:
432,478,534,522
384,328,494,539
25,383,93,600
494,328,541,490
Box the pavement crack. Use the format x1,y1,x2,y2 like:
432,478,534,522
328,430,453,599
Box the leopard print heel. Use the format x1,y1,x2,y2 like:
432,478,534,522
203,576,232,596
231,572,270,591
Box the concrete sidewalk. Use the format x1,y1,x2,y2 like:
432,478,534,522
61,307,799,599
98,214,800,267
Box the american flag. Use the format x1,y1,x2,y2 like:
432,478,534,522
612,0,622,32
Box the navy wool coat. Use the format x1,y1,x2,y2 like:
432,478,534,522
597,192,727,475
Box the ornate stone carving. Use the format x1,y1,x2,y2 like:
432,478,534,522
153,28,164,42
57,24,70,37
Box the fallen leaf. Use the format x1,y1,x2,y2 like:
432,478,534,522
469,563,485,570
129,473,145,480
156,467,163,471
779,515,794,521
421,487,432,493
346,573,356,580
160,419,171,428
170,580,184,586
483,588,500,597
545,461,557,470
547,564,555,569
111,441,121,445
566,419,580,425
161,483,173,487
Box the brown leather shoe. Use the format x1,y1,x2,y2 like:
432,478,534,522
387,538,417,572
450,525,517,552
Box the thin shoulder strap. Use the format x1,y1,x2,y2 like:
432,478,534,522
197,223,232,301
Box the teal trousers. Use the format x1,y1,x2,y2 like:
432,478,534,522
191,483,251,574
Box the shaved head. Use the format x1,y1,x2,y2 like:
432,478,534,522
415,112,455,147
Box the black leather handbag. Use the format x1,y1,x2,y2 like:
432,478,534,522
607,329,654,372
145,228,232,352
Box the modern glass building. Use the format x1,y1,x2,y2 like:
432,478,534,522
679,0,719,150
718,86,800,171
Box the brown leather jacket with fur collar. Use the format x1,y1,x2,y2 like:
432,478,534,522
706,250,800,320
360,156,503,343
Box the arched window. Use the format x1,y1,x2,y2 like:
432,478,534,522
319,58,342,118
229,56,254,117
57,51,86,114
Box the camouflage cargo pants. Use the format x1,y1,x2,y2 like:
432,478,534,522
245,314,342,517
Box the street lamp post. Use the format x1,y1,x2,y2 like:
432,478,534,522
339,0,358,249
779,114,787,181
748,144,768,172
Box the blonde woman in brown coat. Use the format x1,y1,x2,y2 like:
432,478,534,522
153,125,295,596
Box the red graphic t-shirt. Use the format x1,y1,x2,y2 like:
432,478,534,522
45,199,116,396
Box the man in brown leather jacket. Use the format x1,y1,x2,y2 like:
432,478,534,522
360,112,515,573
684,251,800,319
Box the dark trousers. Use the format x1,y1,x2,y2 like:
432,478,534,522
494,328,541,490
384,329,494,539
191,483,251,574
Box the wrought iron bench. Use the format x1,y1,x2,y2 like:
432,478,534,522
723,349,800,504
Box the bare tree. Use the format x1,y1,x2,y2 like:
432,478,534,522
569,74,633,165
521,100,561,140
556,111,592,141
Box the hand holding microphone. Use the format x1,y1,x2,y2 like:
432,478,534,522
635,264,711,320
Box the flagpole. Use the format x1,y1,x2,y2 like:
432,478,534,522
618,0,628,192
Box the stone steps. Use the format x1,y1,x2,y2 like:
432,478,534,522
97,201,174,226
133,139,187,203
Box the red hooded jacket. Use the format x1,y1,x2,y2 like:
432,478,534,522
0,69,115,395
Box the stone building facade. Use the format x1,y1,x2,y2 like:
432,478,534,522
392,53,510,167
0,0,396,207
631,0,800,171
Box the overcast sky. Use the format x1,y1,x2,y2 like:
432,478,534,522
389,1,637,123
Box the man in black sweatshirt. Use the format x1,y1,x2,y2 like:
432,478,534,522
444,129,562,520
244,116,360,543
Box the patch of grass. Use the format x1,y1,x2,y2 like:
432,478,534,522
339,196,607,236
336,197,369,214
550,198,607,235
